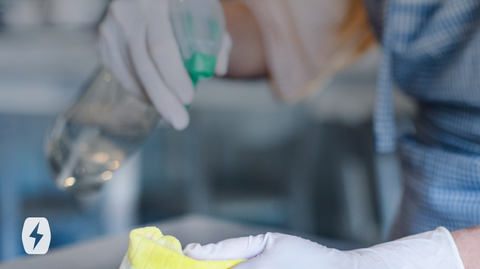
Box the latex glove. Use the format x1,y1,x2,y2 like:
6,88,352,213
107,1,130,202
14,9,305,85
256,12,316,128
99,0,232,130
184,227,465,269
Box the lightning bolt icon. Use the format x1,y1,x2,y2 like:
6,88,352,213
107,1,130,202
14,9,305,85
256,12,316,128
29,222,43,250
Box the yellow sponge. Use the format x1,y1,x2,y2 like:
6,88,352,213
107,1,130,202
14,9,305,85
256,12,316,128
120,227,245,269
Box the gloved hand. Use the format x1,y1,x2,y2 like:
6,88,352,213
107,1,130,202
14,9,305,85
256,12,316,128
184,227,465,269
99,0,232,130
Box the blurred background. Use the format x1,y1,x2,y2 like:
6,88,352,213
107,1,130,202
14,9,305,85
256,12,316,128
0,0,416,262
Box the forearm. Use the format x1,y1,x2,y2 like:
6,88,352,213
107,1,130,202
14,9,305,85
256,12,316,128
222,1,267,78
452,226,480,269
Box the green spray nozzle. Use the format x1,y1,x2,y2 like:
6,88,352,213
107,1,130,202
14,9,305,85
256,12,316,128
184,52,217,109
184,52,217,87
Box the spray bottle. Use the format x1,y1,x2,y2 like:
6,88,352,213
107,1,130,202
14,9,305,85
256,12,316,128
45,0,225,194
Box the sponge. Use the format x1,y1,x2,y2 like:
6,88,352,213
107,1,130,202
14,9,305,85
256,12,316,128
119,227,245,269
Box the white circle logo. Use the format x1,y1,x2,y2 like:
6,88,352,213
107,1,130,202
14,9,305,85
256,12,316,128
21,217,51,255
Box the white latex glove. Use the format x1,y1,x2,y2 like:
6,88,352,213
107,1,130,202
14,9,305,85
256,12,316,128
184,227,465,269
99,0,232,130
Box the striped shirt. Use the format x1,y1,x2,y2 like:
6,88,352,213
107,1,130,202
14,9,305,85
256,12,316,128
367,0,480,238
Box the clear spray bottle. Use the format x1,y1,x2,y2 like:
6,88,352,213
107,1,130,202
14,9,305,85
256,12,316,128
44,0,226,194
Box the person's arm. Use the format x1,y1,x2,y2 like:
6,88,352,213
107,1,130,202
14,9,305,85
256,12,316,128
452,226,480,269
222,0,375,101
222,1,267,78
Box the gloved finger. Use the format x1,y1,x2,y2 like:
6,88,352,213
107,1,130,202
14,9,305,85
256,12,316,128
214,32,232,76
230,234,328,269
184,234,267,261
98,8,144,100
130,23,190,130
113,0,189,130
143,0,195,105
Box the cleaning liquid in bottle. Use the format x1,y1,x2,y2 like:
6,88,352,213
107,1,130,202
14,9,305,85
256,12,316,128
45,0,226,194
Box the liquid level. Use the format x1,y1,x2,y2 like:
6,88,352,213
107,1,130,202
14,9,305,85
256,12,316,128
45,69,160,194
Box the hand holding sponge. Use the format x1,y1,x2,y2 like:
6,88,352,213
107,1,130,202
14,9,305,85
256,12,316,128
119,227,245,269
